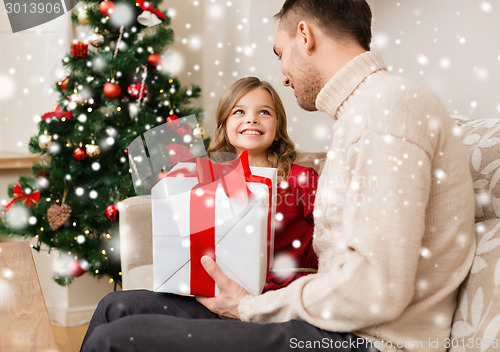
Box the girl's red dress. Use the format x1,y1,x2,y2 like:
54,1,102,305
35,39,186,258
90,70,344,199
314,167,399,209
263,163,319,292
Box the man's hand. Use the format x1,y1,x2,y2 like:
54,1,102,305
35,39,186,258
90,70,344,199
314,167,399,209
195,255,249,320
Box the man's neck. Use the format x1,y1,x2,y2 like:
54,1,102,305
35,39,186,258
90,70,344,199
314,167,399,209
315,41,366,85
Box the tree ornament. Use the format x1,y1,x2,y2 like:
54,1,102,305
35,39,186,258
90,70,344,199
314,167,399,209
99,0,115,16
193,126,207,139
77,9,90,24
136,0,166,21
137,11,162,27
166,114,179,123
89,33,105,47
5,184,41,211
127,83,147,100
58,76,69,90
69,92,84,104
35,169,50,179
103,82,122,99
73,146,88,161
47,203,72,231
85,143,101,157
38,132,54,150
40,154,51,167
128,103,139,118
129,65,148,105
42,105,73,121
71,41,88,57
104,204,118,221
68,260,85,278
147,53,162,67
113,25,124,59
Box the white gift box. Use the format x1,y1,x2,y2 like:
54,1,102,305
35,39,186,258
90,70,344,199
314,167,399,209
152,154,276,296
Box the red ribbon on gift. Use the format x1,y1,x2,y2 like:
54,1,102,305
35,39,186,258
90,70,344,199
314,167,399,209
42,105,73,121
5,183,40,211
136,0,167,20
167,152,252,296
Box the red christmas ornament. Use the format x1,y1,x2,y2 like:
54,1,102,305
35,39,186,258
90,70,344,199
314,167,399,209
104,82,122,99
147,53,162,67
99,0,115,16
105,204,118,221
59,76,69,90
124,148,129,155
73,147,88,161
166,114,179,123
71,41,88,57
68,260,85,277
127,83,147,100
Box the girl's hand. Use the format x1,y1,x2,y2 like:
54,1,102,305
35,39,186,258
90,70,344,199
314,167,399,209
195,256,249,320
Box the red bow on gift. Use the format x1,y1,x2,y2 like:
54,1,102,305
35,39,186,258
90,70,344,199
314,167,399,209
42,105,73,121
136,0,167,20
5,183,40,211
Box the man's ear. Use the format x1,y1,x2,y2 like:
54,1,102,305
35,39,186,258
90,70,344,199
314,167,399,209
297,20,315,55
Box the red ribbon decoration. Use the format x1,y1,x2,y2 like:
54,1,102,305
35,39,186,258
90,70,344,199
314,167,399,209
188,158,218,296
42,105,73,121
166,151,274,296
136,0,167,20
5,183,40,211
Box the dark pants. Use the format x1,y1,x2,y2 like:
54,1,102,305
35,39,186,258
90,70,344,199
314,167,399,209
81,290,379,352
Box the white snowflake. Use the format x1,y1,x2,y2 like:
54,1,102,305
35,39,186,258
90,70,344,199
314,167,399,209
420,247,431,259
480,1,493,13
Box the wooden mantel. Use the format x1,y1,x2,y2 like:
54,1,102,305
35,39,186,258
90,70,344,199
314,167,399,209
0,151,40,170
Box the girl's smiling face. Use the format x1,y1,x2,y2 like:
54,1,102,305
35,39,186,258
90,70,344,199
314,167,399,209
225,88,278,160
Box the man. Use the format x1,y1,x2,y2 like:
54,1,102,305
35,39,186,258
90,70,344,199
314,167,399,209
81,1,475,351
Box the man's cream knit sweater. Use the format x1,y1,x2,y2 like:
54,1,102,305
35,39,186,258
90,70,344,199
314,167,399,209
238,51,476,352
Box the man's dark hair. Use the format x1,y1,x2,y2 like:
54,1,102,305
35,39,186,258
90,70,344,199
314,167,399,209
274,0,372,51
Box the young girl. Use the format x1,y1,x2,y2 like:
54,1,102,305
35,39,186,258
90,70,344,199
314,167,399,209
207,77,318,292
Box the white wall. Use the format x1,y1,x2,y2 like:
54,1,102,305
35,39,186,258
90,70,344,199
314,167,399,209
370,0,500,119
0,11,73,153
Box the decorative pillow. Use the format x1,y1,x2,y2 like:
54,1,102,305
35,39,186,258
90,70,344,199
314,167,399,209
453,115,500,221
449,219,500,352
295,151,327,174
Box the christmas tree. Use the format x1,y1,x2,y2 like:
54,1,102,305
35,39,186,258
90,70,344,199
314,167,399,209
0,0,204,287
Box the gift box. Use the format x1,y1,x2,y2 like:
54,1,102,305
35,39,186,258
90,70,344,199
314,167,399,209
152,151,277,296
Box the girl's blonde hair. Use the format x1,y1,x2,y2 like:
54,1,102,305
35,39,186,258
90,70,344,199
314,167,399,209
207,77,296,180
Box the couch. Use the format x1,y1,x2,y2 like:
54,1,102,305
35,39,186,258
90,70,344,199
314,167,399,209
119,116,500,351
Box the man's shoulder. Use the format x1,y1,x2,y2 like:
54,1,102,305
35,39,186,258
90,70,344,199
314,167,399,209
343,71,454,156
365,70,440,106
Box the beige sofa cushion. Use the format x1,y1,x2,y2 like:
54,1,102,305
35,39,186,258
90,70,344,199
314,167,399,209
454,116,500,221
449,219,500,352
119,196,154,290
